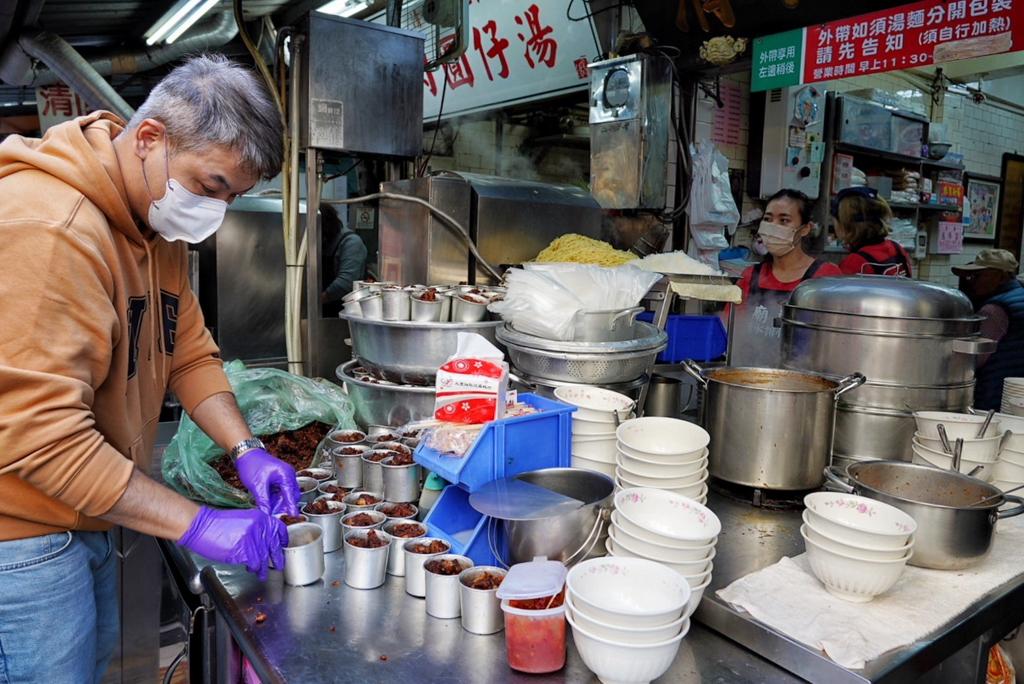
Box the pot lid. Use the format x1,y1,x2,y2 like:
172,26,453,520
787,275,974,319
469,477,584,521
495,557,567,600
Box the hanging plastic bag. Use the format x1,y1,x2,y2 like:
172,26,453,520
161,360,357,508
687,140,740,231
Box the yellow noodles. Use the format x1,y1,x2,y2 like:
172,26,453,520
534,234,638,266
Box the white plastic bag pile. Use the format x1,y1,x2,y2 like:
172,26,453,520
488,264,662,341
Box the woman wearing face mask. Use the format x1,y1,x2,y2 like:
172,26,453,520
728,188,842,368
831,186,913,277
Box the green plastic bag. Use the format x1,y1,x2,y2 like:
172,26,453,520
162,360,357,508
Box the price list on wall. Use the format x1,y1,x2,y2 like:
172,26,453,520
753,0,1024,91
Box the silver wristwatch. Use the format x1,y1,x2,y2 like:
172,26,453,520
228,437,265,462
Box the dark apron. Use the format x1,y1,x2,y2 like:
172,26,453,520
730,260,826,368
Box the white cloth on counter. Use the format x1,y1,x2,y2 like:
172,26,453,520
716,514,1024,670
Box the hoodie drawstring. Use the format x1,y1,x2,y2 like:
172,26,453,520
143,238,165,388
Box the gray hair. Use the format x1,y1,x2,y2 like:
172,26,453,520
127,54,283,181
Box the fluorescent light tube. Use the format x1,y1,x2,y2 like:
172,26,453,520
319,0,371,17
146,0,204,46
165,0,220,43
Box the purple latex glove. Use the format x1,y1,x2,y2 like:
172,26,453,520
235,448,301,516
178,507,287,581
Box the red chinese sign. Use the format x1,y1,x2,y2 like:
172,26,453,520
378,0,599,120
35,84,92,132
805,0,1024,83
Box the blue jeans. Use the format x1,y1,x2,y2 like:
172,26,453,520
0,531,118,684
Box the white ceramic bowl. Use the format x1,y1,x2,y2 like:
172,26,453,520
660,475,710,500
801,526,912,602
1010,398,1024,417
609,512,716,562
555,385,636,422
616,418,710,460
602,538,713,588
572,454,618,478
572,435,618,461
993,412,1024,451
572,417,620,436
615,488,721,546
802,515,914,561
914,432,1002,462
567,610,688,684
566,556,691,628
616,450,707,478
1000,448,1024,466
614,463,707,489
913,410,1002,440
995,458,1024,483
911,444,997,483
803,492,915,549
565,593,687,645
607,525,716,573
686,575,710,618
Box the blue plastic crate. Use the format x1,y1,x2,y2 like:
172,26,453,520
413,393,575,493
637,313,727,363
422,485,503,566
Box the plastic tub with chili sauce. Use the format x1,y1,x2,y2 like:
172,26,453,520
496,557,568,674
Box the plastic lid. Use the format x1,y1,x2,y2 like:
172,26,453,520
495,557,567,601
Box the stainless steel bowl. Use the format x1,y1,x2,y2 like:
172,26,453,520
337,360,436,427
340,314,503,384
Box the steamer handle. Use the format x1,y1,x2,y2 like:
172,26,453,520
952,338,997,355
681,359,709,390
998,495,1024,520
612,307,646,327
833,372,866,399
824,465,856,493
562,507,611,568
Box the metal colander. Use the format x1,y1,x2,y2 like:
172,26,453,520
498,323,667,384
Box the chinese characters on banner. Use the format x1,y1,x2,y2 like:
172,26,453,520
405,0,599,120
35,84,92,132
712,83,743,146
937,221,964,253
752,0,1024,91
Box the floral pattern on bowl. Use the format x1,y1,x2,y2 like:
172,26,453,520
614,487,721,542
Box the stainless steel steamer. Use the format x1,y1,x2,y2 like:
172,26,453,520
780,276,992,463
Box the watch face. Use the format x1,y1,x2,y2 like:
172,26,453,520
603,68,631,108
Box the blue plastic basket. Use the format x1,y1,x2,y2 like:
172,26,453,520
413,393,575,493
636,313,727,363
422,485,503,566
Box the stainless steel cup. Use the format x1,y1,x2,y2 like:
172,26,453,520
382,288,412,321
459,566,507,634
342,299,363,318
376,502,419,520
296,477,319,504
411,294,444,322
301,500,346,553
282,523,325,586
425,555,474,619
342,490,383,512
324,429,366,453
341,510,386,536
331,445,367,488
383,520,427,576
644,374,682,418
404,538,451,597
450,295,489,323
343,529,391,590
361,453,387,495
381,456,422,503
358,292,384,320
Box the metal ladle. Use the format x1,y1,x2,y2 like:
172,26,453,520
951,437,964,473
937,424,953,455
971,484,1024,507
975,409,996,439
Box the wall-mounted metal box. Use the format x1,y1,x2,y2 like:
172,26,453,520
300,12,424,157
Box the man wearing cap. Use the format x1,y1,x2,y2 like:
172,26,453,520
953,249,1024,410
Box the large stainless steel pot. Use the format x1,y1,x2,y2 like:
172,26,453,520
337,361,435,427
340,314,503,385
825,460,1024,570
780,276,994,462
683,360,865,490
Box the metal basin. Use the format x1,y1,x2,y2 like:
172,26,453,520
337,360,435,427
340,314,503,385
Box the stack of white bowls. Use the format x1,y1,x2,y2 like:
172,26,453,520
1002,378,1024,414
802,492,915,603
555,385,636,479
565,556,692,684
614,417,710,503
911,410,1003,482
993,412,1024,496
605,487,720,619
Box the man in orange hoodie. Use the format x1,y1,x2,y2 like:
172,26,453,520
0,55,300,682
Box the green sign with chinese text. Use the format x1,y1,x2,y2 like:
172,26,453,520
751,29,805,92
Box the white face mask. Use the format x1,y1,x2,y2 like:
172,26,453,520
143,144,227,244
758,219,803,257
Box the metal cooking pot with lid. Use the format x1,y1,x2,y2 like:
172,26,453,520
825,460,1024,570
683,360,865,490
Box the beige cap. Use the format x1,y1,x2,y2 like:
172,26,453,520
952,249,1019,274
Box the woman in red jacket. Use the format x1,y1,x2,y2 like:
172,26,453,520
831,186,913,277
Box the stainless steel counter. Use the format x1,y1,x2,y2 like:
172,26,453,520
695,488,1024,683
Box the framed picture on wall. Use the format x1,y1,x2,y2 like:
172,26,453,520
965,174,1001,241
